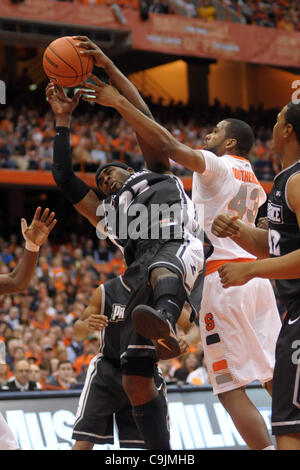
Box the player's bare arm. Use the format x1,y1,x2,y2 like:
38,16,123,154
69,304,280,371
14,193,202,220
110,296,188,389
73,36,153,119
218,173,300,288
73,37,170,172
212,213,269,258
73,286,108,341
0,207,56,295
46,83,105,230
81,75,206,174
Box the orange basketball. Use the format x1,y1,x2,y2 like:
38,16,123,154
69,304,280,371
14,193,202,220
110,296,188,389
43,36,94,87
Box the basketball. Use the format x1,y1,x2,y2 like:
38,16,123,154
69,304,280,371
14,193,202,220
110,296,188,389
43,36,94,87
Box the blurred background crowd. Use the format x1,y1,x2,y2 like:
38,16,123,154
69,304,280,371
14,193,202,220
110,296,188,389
0,231,213,392
10,0,300,32
0,87,280,181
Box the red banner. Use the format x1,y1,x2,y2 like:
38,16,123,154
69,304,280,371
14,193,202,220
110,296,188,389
1,0,300,67
127,11,300,67
0,0,122,29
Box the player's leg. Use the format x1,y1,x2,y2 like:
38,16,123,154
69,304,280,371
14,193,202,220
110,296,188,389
271,306,300,450
122,361,170,450
264,379,273,396
276,433,300,450
218,387,273,450
72,441,94,450
132,267,184,359
0,413,19,450
72,355,125,449
200,273,279,450
132,239,204,359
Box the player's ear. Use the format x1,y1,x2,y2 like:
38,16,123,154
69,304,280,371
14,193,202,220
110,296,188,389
225,137,237,153
128,167,135,175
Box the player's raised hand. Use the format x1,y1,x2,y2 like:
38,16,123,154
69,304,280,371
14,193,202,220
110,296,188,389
72,36,110,69
21,207,57,250
87,313,109,331
80,74,121,108
46,82,80,115
211,213,241,238
218,262,254,288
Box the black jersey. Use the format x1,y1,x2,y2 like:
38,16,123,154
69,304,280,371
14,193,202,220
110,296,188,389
268,161,300,308
102,170,200,266
98,276,131,366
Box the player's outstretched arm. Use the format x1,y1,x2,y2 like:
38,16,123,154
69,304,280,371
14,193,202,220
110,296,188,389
73,36,153,119
73,286,108,341
212,213,269,259
0,207,57,295
46,83,103,229
81,75,206,174
218,177,300,288
72,36,170,172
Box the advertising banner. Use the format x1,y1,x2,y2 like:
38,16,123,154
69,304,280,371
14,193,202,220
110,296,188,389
1,1,300,67
0,384,274,450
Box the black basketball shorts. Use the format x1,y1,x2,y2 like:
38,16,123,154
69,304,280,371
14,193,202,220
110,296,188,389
72,353,167,447
272,303,300,435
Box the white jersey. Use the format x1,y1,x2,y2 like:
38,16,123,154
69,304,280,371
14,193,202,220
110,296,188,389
192,150,266,269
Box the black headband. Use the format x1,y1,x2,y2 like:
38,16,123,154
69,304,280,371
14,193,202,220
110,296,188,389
95,161,130,186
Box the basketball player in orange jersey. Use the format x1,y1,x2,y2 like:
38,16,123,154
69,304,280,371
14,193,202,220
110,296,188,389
80,65,282,449
0,207,57,449
212,102,300,450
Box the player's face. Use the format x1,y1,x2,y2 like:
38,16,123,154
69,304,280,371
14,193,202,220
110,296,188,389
272,105,289,155
205,121,227,156
97,166,131,196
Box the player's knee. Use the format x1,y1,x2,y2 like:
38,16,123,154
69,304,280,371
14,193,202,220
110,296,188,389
122,357,156,402
149,266,177,287
122,374,157,404
218,387,246,407
72,441,94,450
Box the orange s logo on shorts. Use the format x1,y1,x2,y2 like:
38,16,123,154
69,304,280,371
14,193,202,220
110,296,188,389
205,312,215,331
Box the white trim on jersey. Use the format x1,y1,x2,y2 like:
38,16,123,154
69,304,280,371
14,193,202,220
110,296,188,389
73,430,114,440
293,361,300,410
119,276,131,292
99,284,106,356
284,171,300,213
73,353,103,428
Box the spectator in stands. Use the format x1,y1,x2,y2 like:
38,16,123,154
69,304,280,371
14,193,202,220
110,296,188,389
5,359,42,391
173,353,200,382
171,0,198,17
73,337,99,382
28,363,42,385
198,0,216,21
44,360,78,390
0,363,9,388
149,0,169,14
186,352,210,385
253,150,275,181
158,359,178,383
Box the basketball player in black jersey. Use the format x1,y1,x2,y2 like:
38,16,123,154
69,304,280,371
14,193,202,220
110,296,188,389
211,102,300,450
71,275,200,450
46,47,209,449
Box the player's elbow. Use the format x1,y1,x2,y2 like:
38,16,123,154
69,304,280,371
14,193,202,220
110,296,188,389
52,162,72,187
7,273,28,294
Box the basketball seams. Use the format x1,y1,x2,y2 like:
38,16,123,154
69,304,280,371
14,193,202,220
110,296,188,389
43,65,79,87
65,37,83,81
43,36,93,87
48,44,78,78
